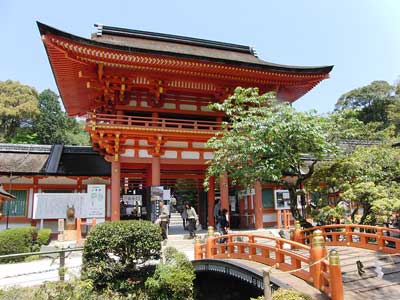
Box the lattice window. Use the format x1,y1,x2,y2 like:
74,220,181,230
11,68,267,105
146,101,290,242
2,190,27,217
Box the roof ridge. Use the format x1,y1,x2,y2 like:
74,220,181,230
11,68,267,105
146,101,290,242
95,24,256,56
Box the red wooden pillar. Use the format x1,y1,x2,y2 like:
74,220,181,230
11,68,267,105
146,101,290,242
254,181,264,229
207,176,215,226
219,173,229,212
111,160,121,221
152,156,161,186
146,165,152,187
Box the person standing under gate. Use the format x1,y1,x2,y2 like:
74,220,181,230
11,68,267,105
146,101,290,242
185,202,198,238
159,201,170,240
181,205,188,230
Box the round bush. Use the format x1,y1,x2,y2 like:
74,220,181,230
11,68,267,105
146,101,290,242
82,220,162,290
0,227,37,262
145,247,195,300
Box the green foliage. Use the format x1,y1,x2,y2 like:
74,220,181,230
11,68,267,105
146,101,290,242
311,205,346,226
82,220,162,291
306,145,400,225
37,228,51,246
0,227,37,262
250,288,311,300
0,80,39,142
205,87,340,225
175,179,198,208
32,89,89,145
145,247,195,300
0,279,147,300
335,80,400,133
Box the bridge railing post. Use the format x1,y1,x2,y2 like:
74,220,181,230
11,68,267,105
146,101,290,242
310,229,325,289
206,226,215,258
345,225,351,246
292,221,302,244
194,236,202,260
329,250,344,300
377,227,384,251
275,239,284,268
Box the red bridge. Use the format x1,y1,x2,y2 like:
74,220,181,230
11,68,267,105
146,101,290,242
194,224,400,300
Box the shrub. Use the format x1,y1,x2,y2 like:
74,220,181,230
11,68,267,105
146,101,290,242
82,220,162,291
0,279,148,300
251,288,312,300
145,247,195,300
0,227,37,262
37,229,51,246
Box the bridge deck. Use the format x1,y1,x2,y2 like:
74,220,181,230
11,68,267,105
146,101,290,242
331,246,400,300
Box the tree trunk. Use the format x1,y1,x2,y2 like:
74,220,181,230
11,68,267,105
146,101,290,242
287,186,312,228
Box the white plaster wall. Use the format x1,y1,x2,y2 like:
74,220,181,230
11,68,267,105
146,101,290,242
192,142,205,148
203,152,214,160
180,104,197,111
139,139,149,146
139,150,151,158
28,188,34,218
39,177,76,185
182,151,200,159
0,176,33,184
163,103,176,109
82,177,110,185
161,151,178,159
125,139,134,145
121,149,135,157
165,141,188,148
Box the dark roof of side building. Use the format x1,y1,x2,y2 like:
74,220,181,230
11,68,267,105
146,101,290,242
0,144,110,176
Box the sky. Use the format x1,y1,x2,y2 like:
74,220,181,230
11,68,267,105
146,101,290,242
0,0,399,113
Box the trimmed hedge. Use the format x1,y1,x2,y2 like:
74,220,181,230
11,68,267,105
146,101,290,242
82,220,162,291
0,227,37,262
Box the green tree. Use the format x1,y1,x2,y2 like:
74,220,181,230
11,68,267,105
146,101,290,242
306,145,400,225
205,87,340,227
0,80,39,142
335,80,400,132
33,89,89,145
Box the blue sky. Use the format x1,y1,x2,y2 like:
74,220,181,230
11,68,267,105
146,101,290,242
1,0,399,113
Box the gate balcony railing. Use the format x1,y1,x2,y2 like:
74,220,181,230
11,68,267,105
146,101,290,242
87,113,223,133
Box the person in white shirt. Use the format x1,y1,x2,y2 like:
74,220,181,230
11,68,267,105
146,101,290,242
185,202,198,238
159,201,170,240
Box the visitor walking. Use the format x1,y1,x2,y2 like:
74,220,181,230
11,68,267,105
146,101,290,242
159,201,170,240
218,208,230,243
185,202,198,238
181,205,188,230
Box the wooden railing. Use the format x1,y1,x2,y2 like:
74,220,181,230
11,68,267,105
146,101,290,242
87,113,222,132
297,224,400,254
195,229,343,300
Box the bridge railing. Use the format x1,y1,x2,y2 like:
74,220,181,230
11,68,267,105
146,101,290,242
195,228,343,300
297,224,400,254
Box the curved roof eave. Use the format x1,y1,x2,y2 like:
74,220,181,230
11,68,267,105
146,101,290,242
37,22,333,74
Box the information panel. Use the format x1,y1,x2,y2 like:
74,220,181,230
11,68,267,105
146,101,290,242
33,184,106,219
86,185,106,218
33,193,86,219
